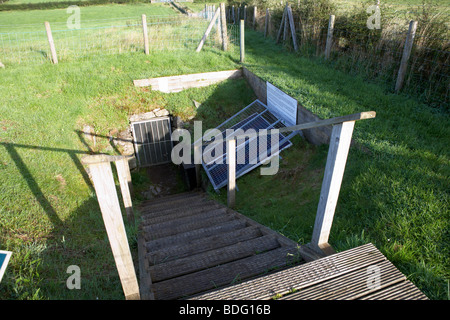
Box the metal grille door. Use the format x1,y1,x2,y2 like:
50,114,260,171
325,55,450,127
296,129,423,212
132,117,173,167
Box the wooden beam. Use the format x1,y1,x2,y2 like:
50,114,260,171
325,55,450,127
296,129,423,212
227,138,236,209
276,5,287,43
44,21,58,64
115,158,134,224
88,161,140,300
311,121,355,253
253,6,257,29
196,7,221,52
287,6,298,51
240,19,245,63
325,14,335,59
264,9,270,37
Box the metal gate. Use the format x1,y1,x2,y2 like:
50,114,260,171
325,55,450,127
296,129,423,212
131,117,173,167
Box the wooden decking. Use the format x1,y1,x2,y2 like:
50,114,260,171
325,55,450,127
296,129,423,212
137,191,428,300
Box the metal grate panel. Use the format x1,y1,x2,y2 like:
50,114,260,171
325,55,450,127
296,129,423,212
132,117,173,167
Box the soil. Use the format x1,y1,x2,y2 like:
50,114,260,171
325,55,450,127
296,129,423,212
142,163,185,199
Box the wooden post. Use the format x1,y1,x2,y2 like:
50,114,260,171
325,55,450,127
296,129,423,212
311,121,355,255
142,14,149,55
240,19,245,63
196,7,221,52
287,6,298,51
44,21,58,64
264,9,270,38
244,5,247,26
87,161,140,300
325,15,335,59
227,138,236,209
283,5,289,42
253,6,257,29
395,20,418,92
220,3,228,51
115,158,134,224
232,5,235,24
277,5,287,43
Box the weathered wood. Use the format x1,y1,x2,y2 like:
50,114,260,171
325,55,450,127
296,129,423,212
287,6,298,51
359,279,428,300
115,158,134,224
227,138,236,208
88,162,140,300
138,234,155,300
283,4,289,41
240,20,245,63
244,5,247,25
264,9,270,37
220,3,228,51
196,7,221,52
253,6,257,29
395,20,418,92
190,243,384,300
44,21,58,64
142,14,149,55
325,14,335,59
311,121,355,253
81,154,132,165
147,226,262,265
150,235,280,282
152,246,300,300
133,69,242,92
232,5,235,24
276,5,287,43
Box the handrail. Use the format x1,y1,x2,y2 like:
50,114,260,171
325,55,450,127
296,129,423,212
81,154,140,300
226,110,376,257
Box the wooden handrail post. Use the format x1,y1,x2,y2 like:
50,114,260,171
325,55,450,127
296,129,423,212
142,14,149,55
325,15,335,59
115,158,134,224
311,121,355,255
87,161,140,300
253,6,257,30
44,21,58,64
395,20,418,92
227,138,236,209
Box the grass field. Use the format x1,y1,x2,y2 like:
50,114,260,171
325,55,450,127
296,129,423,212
0,2,449,301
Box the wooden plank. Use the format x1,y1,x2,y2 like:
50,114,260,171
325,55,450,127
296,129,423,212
227,138,236,208
142,14,149,55
311,121,355,252
220,3,228,51
145,220,248,251
276,5,287,43
286,6,298,51
264,9,270,38
147,226,262,265
141,202,222,225
138,233,155,300
152,246,301,300
253,6,257,29
149,235,280,282
115,158,134,224
88,162,140,300
280,260,406,300
359,280,428,300
44,21,58,64
189,243,385,300
196,7,221,52
395,20,418,92
325,15,335,59
133,69,242,92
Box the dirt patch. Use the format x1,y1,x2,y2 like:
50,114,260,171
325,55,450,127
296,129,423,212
141,163,185,199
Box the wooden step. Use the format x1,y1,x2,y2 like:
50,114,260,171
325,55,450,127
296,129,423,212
139,192,206,212
141,201,222,225
358,280,428,300
143,209,236,240
139,191,202,206
145,219,248,250
147,226,262,265
149,235,281,282
152,245,302,300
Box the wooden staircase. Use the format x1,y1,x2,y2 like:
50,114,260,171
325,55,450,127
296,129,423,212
137,191,305,300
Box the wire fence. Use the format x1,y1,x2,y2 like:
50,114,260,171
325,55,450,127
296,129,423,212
0,10,240,65
230,3,449,109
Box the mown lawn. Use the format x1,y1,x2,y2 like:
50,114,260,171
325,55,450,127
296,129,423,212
0,4,448,301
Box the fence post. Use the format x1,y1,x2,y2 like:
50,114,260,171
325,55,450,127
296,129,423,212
310,121,355,255
287,6,298,52
220,3,228,51
142,14,149,55
86,161,140,300
196,7,221,52
240,19,245,63
264,9,270,38
253,6,257,29
44,21,58,64
115,158,134,224
232,5,235,24
325,14,335,59
244,5,247,26
395,20,418,92
227,138,236,209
